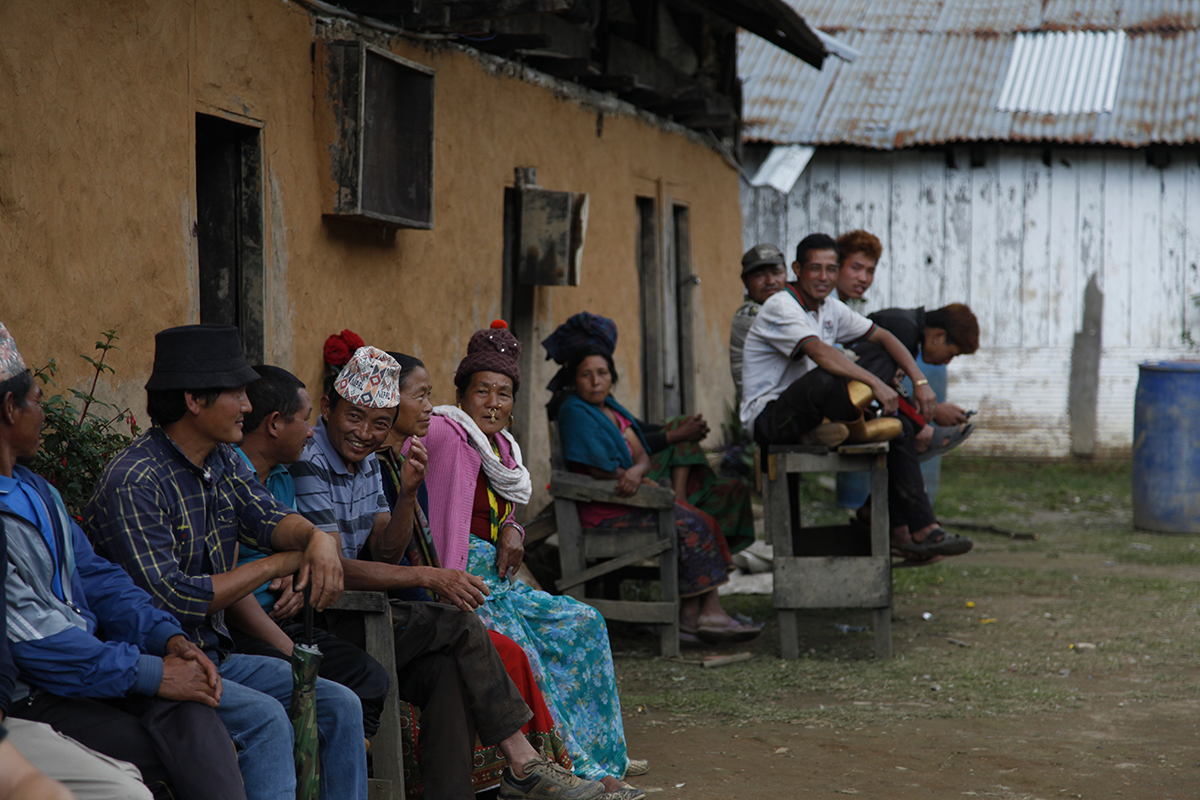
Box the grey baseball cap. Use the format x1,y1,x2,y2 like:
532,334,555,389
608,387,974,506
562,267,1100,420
741,243,786,276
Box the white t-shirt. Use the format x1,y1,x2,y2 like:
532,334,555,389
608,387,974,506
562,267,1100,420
739,284,876,429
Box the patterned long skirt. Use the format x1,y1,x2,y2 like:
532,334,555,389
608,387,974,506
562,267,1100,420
591,501,729,597
469,537,630,781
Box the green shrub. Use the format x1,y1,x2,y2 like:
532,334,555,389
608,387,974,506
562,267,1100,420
32,330,140,515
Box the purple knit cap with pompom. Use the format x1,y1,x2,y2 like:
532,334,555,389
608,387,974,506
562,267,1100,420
454,320,522,393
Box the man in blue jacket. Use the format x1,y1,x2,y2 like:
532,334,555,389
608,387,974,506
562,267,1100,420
0,323,246,800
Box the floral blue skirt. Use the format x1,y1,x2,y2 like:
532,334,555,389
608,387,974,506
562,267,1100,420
468,536,629,780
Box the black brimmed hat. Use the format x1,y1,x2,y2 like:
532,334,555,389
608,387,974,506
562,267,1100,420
144,325,260,391
741,243,786,276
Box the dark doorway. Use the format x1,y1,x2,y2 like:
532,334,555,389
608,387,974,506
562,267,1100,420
637,198,696,422
195,114,265,363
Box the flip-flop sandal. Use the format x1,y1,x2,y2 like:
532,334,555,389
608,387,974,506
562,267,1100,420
679,627,704,645
696,617,762,644
901,526,974,557
918,423,974,463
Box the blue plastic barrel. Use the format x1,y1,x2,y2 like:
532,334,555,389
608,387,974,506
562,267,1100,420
1132,361,1200,533
837,356,947,508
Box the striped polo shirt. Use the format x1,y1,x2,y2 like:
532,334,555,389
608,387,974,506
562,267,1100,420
290,419,389,559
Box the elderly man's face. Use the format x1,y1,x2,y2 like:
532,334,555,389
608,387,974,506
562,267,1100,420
7,381,44,460
321,395,396,467
742,263,788,305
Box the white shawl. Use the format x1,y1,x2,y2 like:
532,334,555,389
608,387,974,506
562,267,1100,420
431,405,532,504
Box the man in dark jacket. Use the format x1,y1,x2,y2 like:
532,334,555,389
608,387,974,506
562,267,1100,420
0,323,245,800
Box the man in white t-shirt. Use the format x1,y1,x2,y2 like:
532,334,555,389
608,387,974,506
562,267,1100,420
740,233,973,559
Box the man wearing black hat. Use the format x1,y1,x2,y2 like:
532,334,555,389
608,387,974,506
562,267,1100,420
730,244,790,405
84,325,368,800
0,322,246,800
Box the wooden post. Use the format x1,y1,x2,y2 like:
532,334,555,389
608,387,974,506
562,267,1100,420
869,452,892,659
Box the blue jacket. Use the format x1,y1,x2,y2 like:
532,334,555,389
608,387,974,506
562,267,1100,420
0,516,15,715
2,466,183,702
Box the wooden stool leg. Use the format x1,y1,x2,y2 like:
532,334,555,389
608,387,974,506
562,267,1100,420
873,606,892,660
779,609,800,659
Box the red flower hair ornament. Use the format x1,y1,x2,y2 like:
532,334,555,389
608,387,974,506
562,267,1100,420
323,329,364,369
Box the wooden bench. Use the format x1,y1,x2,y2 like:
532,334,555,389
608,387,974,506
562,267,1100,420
762,442,893,660
547,421,681,658
327,590,405,800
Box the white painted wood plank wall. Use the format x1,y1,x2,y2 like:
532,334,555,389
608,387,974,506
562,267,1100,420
741,145,1200,457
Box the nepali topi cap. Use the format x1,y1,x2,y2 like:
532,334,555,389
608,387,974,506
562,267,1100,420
0,323,28,383
334,346,401,408
741,243,786,276
145,325,260,391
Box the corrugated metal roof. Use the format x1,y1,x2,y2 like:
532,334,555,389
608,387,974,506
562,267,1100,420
996,31,1126,113
740,0,1200,147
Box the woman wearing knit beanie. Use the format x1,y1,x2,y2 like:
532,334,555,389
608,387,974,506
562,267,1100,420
421,322,646,799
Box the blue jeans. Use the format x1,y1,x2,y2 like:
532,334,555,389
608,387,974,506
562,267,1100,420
216,653,367,800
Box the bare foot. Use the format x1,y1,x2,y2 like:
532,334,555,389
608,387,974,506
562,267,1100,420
601,776,623,793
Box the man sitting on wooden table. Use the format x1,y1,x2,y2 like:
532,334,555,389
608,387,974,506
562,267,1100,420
740,233,973,560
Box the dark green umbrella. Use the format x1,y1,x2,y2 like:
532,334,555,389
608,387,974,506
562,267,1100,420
289,583,322,800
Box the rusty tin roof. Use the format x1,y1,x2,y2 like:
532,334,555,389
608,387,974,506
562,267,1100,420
740,0,1200,147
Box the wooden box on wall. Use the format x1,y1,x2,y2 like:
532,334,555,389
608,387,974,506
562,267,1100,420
314,40,435,229
517,188,588,286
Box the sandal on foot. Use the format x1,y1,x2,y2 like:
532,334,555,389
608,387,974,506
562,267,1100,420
918,423,974,462
679,627,703,645
901,526,973,557
601,789,646,800
696,617,762,644
624,759,649,777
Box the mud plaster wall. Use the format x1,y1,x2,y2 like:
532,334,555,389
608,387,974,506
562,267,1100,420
0,0,743,512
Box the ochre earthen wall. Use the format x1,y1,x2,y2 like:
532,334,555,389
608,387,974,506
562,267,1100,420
1,0,743,507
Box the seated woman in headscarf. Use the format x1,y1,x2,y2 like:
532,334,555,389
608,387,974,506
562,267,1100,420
544,313,761,645
394,333,645,799
549,314,754,557
371,352,577,796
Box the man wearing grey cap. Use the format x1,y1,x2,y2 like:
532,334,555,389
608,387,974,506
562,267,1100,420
729,244,789,404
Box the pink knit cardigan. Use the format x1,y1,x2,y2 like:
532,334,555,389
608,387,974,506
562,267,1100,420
420,415,521,571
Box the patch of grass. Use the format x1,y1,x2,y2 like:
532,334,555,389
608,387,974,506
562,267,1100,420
936,455,1132,520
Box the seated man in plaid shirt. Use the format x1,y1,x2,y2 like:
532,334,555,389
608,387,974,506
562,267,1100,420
84,325,368,800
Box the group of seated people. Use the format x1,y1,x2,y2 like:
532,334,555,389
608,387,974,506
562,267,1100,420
731,230,981,563
0,225,981,800
0,321,657,800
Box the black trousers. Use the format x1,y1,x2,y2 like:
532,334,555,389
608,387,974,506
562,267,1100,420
11,693,245,800
322,601,532,800
232,619,390,738
755,365,937,533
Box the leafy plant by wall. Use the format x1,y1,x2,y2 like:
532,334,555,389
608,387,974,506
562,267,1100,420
32,330,140,516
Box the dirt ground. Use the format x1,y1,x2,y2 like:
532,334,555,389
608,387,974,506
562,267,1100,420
611,460,1200,800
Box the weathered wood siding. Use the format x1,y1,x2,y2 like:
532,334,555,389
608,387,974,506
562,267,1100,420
742,145,1200,457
